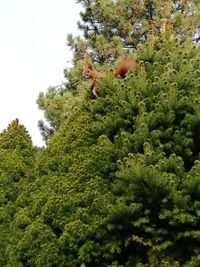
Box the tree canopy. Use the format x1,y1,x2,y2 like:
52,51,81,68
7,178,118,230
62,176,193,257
1,1,200,266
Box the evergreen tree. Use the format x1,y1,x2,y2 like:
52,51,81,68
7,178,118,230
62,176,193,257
7,35,200,266
0,119,36,266
3,1,200,266
38,0,200,141
37,86,83,142
72,0,200,61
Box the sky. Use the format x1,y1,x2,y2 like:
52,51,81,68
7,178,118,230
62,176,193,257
0,0,82,147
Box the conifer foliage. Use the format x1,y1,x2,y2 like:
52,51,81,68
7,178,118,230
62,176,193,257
1,1,200,266
0,119,36,267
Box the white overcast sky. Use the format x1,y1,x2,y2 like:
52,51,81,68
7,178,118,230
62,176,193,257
0,0,82,146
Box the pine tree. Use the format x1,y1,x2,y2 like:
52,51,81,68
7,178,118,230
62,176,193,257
72,0,200,61
8,35,200,265
37,86,83,142
38,0,200,141
4,1,200,266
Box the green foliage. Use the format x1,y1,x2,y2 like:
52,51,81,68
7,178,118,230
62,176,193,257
0,119,35,200
37,86,84,142
39,0,200,142
2,1,200,266
0,119,36,267
74,0,200,61
5,35,200,266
